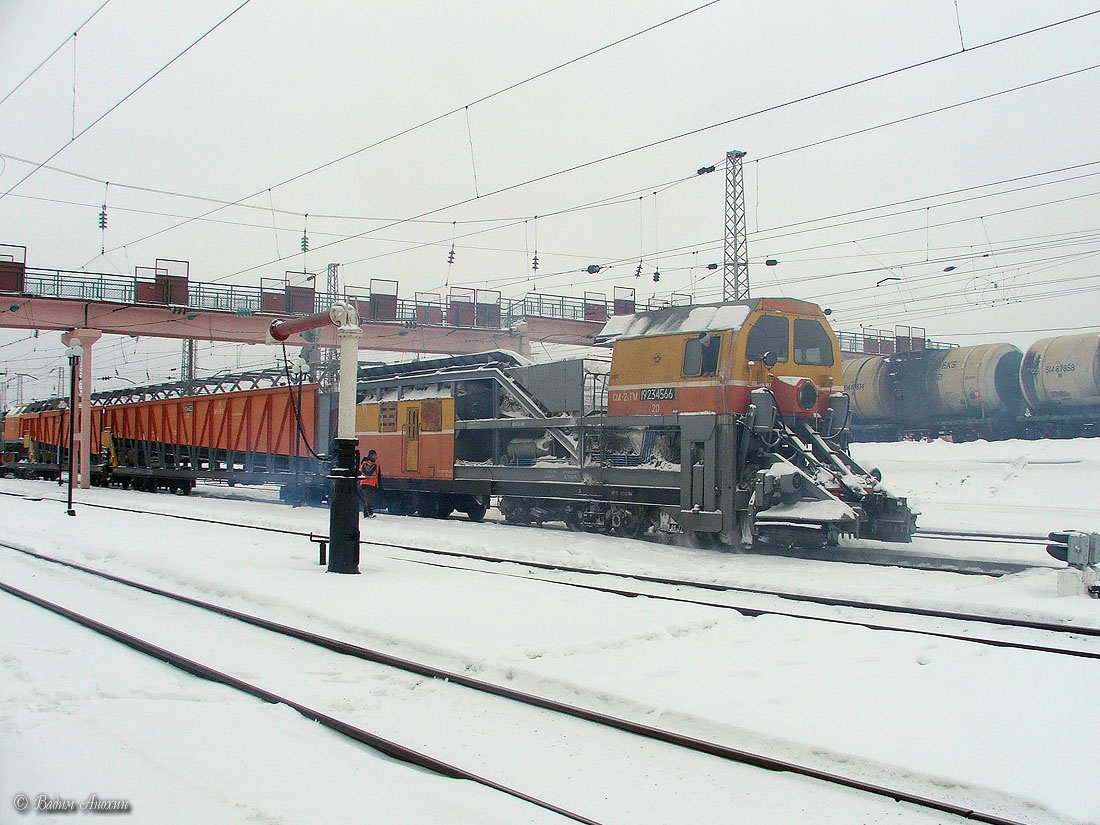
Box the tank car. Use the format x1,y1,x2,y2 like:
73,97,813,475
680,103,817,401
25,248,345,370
356,298,916,548
844,343,1027,441
844,332,1100,441
1021,333,1100,410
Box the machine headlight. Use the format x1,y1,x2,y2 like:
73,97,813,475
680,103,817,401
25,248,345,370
797,381,819,410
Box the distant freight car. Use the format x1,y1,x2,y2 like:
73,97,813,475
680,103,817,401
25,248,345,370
1021,333,1100,411
1,376,323,493
843,332,1100,440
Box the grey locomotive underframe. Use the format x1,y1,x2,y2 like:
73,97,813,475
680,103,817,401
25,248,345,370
381,411,745,539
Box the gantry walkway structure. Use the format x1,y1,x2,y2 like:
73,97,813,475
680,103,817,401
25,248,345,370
0,245,644,356
0,244,644,488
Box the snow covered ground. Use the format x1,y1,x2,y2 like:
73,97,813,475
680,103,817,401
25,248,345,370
2,438,1098,824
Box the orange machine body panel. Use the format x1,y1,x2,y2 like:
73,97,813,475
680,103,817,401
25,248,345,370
356,395,455,481
100,384,318,457
7,409,91,450
7,385,317,457
2,414,19,442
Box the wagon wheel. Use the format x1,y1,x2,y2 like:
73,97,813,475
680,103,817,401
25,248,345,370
610,505,647,540
564,509,585,531
462,495,488,522
499,498,531,525
418,494,454,519
417,494,442,518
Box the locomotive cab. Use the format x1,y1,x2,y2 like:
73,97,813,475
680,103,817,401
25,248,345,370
604,298,841,422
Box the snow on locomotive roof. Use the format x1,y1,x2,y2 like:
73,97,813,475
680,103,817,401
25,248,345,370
596,302,753,343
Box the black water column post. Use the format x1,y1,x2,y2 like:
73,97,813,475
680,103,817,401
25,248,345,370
327,437,360,573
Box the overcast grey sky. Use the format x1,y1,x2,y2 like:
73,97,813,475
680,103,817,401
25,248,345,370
2,0,1098,399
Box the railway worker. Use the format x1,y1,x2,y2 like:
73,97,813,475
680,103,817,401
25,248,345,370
359,449,381,518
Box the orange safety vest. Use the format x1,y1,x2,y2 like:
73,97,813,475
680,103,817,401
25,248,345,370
359,458,380,487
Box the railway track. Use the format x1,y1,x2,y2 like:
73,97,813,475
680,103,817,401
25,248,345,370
915,528,1049,544
387,551,1100,658
0,573,596,825
0,542,1045,825
0,485,1059,577
1,486,1092,649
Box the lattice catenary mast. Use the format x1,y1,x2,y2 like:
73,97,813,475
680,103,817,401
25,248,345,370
723,149,749,301
321,262,342,390
181,338,195,381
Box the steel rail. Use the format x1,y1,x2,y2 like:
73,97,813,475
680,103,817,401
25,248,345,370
0,488,1092,637
0,577,603,825
389,554,1100,659
0,547,1035,825
375,542,1100,638
0,487,1057,577
915,528,1049,545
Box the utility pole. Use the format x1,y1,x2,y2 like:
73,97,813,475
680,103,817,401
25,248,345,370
724,149,749,301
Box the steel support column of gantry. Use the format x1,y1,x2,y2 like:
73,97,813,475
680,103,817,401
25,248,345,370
60,328,102,490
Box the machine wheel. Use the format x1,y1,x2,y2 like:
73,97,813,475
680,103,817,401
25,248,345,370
691,531,719,549
499,497,532,525
461,495,488,522
388,493,417,516
417,494,454,519
610,505,647,539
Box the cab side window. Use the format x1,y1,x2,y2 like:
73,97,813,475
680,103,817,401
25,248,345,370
794,319,835,366
745,315,789,362
683,333,721,376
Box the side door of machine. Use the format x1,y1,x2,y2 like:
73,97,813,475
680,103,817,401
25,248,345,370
404,406,420,472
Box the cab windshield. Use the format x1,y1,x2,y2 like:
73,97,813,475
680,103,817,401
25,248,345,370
745,315,789,362
794,318,834,366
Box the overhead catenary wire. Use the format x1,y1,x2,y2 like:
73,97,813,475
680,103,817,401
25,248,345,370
4,3,1095,365
11,56,1097,255
0,0,112,110
78,1,725,267
204,9,1100,284
0,0,256,204
10,53,1096,287
464,168,1100,296
5,12,1100,387
29,6,1083,283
